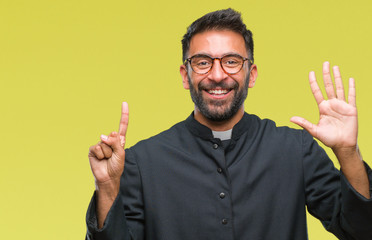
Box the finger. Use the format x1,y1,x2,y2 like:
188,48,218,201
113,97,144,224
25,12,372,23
119,135,126,147
101,132,124,153
332,65,345,101
118,102,129,137
322,61,336,99
99,142,113,158
309,71,324,105
348,78,356,107
290,116,318,138
89,144,105,160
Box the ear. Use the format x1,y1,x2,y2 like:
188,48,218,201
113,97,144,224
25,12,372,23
248,64,258,88
180,64,190,89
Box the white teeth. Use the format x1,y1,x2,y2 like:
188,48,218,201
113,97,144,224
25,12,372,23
208,89,228,95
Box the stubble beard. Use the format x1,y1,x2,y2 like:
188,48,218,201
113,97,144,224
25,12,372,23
188,74,250,122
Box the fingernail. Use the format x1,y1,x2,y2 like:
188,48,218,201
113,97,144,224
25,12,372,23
101,134,108,141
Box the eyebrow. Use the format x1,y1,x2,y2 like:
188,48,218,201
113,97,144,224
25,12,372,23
189,52,246,59
190,53,212,58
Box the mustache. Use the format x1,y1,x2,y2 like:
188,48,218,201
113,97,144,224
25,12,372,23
198,81,238,91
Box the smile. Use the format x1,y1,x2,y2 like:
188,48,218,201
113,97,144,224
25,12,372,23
203,88,233,99
208,89,229,95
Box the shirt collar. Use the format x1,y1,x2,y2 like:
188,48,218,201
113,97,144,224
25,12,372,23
185,111,253,141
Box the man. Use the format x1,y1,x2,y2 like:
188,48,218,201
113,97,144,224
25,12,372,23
86,8,372,240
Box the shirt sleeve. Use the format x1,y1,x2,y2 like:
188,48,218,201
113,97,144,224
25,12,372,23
302,130,372,240
85,149,145,240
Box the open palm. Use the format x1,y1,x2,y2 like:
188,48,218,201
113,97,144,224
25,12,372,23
291,62,357,150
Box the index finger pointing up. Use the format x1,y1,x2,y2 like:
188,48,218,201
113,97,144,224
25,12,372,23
118,102,129,137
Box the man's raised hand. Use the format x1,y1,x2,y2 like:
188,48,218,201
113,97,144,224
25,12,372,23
88,102,129,185
88,102,129,227
290,62,371,199
290,62,358,150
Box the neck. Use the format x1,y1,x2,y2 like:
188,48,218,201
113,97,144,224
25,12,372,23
194,106,244,131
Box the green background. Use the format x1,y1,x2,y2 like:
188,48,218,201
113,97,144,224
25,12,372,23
1,0,371,239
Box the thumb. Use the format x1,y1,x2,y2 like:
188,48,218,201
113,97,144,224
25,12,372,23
290,116,317,138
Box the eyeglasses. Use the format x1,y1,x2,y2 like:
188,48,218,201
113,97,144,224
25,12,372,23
185,54,252,75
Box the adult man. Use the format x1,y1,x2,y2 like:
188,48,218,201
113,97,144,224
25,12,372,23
86,8,372,240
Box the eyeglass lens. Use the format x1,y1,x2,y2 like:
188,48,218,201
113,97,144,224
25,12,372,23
190,55,245,74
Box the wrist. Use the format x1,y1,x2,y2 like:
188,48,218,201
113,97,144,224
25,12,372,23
95,178,120,200
333,145,362,167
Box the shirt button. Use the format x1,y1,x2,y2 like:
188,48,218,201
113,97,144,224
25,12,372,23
219,192,225,199
213,143,219,149
217,168,223,173
222,218,228,225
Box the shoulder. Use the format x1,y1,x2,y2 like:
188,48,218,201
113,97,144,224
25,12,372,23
126,119,189,158
250,113,303,135
245,114,323,166
245,113,311,146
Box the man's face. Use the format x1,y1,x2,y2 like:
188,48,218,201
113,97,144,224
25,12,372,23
180,30,257,122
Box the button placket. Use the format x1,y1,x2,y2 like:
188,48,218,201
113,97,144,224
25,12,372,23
210,140,231,231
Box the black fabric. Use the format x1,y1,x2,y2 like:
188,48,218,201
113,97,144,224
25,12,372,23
86,112,372,240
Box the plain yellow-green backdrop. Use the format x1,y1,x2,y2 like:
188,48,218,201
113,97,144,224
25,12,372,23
1,0,371,239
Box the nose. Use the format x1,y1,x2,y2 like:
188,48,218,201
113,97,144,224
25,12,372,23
208,59,228,82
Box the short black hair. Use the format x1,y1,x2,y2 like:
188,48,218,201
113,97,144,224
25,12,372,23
181,8,254,63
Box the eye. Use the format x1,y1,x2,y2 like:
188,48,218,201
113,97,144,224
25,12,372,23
225,59,238,65
197,60,210,66
191,57,212,69
222,56,242,67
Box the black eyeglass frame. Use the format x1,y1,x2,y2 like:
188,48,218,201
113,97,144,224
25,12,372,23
184,54,253,75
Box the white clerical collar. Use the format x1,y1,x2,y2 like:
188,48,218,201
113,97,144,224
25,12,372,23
212,129,232,141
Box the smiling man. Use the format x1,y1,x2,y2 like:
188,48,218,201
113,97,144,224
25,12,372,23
86,9,372,240
180,30,256,130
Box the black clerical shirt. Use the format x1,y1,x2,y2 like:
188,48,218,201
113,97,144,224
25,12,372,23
86,113,372,240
